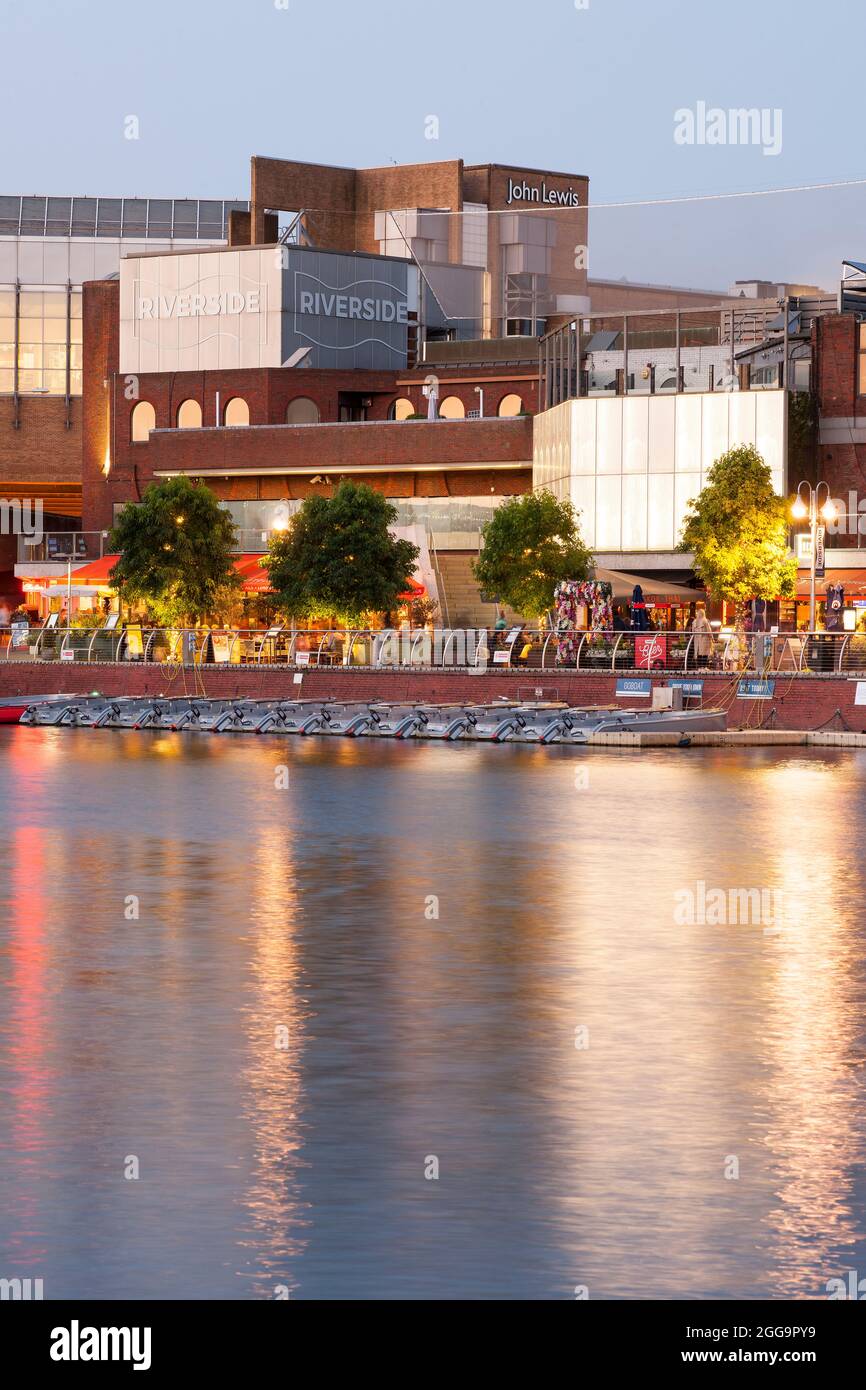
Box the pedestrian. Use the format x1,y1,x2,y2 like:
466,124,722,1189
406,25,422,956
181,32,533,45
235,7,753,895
691,605,713,667
0,600,10,629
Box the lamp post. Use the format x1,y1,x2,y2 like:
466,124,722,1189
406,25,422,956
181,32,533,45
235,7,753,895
791,480,837,631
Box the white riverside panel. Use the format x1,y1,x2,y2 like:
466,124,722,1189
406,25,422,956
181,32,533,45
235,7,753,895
596,397,623,475
756,390,786,491
675,473,702,544
573,398,596,475
701,392,729,478
622,473,648,550
675,394,702,472
728,391,757,450
647,474,675,550
596,474,622,549
648,395,675,474
622,396,649,474
570,474,596,544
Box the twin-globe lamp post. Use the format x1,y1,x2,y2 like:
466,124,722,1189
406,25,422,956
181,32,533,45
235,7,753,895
791,481,837,631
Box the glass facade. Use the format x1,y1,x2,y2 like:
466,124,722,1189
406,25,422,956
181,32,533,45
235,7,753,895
0,195,247,396
0,285,82,396
0,197,247,240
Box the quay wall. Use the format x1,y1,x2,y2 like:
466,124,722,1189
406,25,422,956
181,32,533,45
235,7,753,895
1,664,864,732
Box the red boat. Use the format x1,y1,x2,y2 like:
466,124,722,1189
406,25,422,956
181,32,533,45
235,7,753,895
0,694,79,725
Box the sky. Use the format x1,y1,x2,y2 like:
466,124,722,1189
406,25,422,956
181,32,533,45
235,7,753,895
2,0,864,293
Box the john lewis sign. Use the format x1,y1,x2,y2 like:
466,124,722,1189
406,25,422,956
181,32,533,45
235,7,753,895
506,177,581,207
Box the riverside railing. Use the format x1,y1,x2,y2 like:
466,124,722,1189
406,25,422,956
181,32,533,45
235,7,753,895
2,625,865,674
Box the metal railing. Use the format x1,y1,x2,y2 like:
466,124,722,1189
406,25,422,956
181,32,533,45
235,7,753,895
2,624,865,673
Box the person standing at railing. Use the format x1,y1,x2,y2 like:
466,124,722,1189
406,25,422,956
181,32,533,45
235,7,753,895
691,605,714,668
0,601,9,629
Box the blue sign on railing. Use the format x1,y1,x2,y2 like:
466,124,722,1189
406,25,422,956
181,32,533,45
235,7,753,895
737,678,775,699
616,678,652,698
669,679,704,697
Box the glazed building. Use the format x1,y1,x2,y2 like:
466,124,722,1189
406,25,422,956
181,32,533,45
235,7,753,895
0,194,246,603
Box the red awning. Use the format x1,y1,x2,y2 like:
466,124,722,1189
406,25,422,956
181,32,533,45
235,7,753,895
795,568,866,597
397,577,426,601
66,554,120,584
233,555,273,593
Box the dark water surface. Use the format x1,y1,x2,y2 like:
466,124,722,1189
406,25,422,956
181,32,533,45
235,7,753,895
1,727,865,1300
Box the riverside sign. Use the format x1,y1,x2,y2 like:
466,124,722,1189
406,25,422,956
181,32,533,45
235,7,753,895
135,289,261,319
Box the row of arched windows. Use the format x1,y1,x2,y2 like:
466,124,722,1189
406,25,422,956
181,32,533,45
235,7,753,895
388,393,524,420
130,391,526,442
130,396,322,441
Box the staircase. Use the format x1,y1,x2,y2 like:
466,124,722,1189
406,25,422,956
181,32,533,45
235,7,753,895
434,550,524,629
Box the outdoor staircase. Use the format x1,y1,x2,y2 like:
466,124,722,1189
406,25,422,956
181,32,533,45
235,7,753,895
434,550,524,629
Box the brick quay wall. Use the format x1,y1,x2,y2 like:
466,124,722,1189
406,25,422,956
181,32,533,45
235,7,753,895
0,664,864,733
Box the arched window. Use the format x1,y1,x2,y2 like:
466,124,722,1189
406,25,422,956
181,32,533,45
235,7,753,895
438,396,465,419
176,399,202,429
498,393,523,417
130,401,156,442
389,398,415,421
285,397,320,425
224,397,249,427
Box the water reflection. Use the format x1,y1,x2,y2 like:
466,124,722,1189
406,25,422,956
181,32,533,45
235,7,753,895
0,731,865,1298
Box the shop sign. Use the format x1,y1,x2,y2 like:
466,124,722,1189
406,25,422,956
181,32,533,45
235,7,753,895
616,678,651,698
737,678,775,699
10,622,29,649
505,177,581,208
492,650,511,664
634,633,667,669
295,650,310,666
815,525,826,578
669,679,704,697
853,682,866,706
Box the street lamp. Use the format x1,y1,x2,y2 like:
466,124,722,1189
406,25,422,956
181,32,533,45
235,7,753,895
791,480,837,630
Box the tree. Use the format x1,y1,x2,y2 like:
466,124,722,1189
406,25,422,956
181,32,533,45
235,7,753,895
109,477,240,625
472,490,592,620
679,445,795,614
264,481,419,624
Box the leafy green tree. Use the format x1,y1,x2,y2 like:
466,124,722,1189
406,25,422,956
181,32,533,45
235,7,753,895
472,490,592,620
109,476,240,625
679,444,795,614
264,481,419,624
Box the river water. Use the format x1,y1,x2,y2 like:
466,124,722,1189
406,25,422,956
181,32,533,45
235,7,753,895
1,727,865,1301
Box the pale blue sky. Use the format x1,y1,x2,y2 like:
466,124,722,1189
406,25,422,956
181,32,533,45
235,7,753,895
3,0,863,291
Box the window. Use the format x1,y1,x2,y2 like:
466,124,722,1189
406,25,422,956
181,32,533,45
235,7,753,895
224,397,249,427
859,323,866,396
438,396,465,419
177,399,202,429
498,393,523,417
286,396,319,425
131,401,156,441
389,398,415,421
